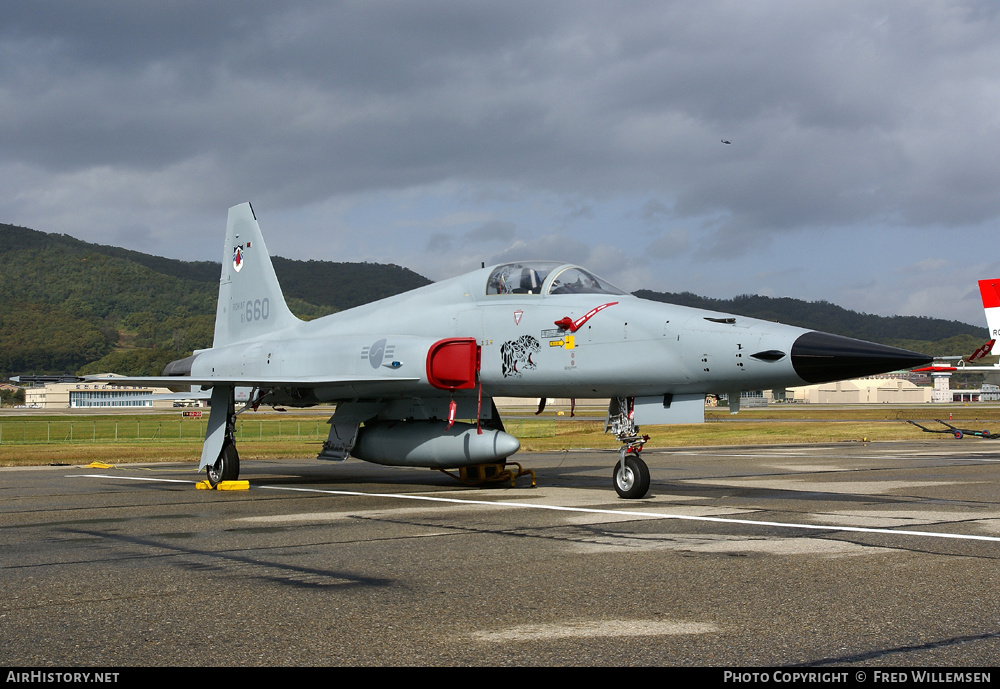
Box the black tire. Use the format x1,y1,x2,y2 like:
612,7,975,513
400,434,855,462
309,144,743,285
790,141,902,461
206,442,240,487
954,430,963,440
613,454,650,499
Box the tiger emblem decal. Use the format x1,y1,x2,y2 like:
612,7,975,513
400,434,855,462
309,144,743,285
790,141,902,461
500,335,540,378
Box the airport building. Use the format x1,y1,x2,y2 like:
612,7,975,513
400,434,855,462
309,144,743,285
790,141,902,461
936,383,1000,403
24,377,182,409
777,377,932,404
927,370,1000,403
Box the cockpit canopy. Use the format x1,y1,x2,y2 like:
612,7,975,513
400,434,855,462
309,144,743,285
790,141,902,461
486,262,625,296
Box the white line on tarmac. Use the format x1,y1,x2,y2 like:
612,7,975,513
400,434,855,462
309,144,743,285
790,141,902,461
71,472,1000,544
67,473,193,484
670,450,1000,462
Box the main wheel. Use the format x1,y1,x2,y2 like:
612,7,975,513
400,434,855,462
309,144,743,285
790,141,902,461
206,442,240,487
613,454,650,499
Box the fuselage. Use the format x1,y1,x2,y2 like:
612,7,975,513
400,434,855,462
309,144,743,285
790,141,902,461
186,261,927,406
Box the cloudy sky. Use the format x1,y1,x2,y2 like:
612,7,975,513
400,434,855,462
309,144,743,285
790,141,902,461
3,1,1000,325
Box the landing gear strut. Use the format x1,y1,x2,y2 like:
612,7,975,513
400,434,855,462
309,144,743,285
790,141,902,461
606,396,651,499
204,387,240,488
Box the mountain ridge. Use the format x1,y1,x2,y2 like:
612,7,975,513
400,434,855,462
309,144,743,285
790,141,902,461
0,221,982,377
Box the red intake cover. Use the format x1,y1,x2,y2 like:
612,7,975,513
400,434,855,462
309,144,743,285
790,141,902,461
426,338,480,390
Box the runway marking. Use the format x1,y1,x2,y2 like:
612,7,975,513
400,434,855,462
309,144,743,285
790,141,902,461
809,509,1000,529
71,473,1000,544
237,503,498,524
683,478,958,495
760,464,854,472
471,619,719,642
670,450,1000,462
67,474,192,484
570,533,880,556
674,452,932,464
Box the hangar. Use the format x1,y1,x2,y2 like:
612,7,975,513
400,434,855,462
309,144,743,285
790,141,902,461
23,376,180,409
779,377,931,404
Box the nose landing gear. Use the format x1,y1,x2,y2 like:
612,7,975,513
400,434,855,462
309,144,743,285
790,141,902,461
607,396,651,499
613,449,650,499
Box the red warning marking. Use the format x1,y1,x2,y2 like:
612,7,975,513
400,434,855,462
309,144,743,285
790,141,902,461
554,301,618,332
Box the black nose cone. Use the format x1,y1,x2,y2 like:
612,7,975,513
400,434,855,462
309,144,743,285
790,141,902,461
791,331,932,385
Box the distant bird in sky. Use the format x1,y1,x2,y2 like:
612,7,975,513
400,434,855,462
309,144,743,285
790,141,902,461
721,139,732,145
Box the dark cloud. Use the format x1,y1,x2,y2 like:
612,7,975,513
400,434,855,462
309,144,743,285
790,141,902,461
640,199,671,223
464,221,516,242
2,1,1000,323
424,232,453,253
646,228,690,258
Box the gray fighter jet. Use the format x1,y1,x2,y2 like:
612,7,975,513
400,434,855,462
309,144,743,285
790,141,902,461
87,203,931,498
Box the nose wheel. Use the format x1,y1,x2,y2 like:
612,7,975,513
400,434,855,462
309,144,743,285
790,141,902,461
613,450,650,499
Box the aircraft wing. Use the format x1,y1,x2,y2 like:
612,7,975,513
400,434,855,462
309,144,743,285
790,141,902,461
82,374,420,389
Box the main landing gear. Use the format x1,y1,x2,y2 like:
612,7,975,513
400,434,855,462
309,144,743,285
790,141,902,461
206,441,240,487
203,386,242,488
607,396,651,499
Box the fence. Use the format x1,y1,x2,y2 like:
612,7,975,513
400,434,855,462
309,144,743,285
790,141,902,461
0,418,328,445
503,419,556,438
0,417,557,444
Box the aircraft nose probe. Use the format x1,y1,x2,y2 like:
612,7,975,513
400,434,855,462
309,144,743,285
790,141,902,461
790,331,933,384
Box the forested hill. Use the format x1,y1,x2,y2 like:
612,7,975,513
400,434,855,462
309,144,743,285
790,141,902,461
0,222,429,377
1,225,431,311
268,257,430,312
634,290,986,357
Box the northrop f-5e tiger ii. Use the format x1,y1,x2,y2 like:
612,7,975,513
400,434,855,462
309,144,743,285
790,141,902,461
87,203,931,498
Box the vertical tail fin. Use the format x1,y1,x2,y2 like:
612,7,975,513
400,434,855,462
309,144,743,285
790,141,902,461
213,203,300,347
978,279,1000,356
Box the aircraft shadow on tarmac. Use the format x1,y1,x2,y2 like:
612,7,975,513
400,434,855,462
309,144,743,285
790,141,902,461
65,525,396,591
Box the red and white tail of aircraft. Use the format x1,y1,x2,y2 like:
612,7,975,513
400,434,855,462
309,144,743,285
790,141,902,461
913,279,999,373
978,278,1000,356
